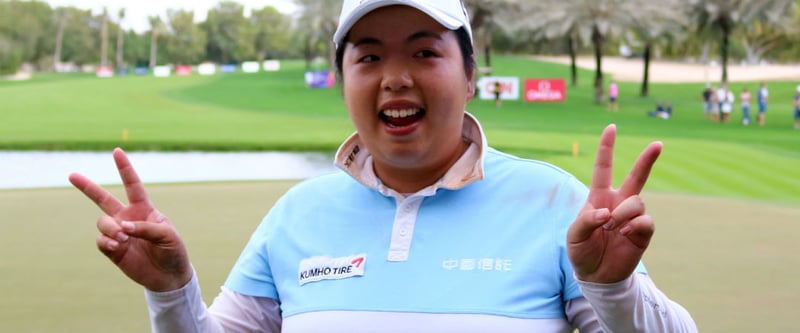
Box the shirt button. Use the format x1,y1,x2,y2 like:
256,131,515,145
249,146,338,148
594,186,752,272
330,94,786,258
399,229,408,236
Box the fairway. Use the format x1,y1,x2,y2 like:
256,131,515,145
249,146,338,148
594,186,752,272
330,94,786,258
1,58,798,204
1,182,798,333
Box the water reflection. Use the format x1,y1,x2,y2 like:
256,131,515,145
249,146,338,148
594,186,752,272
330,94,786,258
0,151,338,189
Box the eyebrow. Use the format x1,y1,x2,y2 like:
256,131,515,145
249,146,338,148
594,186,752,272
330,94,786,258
350,30,445,48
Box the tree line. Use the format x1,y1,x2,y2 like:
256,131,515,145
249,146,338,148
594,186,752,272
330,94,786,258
0,1,297,75
2,0,800,101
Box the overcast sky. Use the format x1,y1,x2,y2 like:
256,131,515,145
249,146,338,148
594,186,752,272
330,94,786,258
44,0,300,32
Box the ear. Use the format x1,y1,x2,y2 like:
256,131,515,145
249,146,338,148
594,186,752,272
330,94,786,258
467,80,476,100
466,65,476,100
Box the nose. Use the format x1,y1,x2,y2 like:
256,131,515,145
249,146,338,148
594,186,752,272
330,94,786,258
380,60,413,92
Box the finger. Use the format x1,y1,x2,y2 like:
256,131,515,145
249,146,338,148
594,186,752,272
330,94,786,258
97,234,122,256
619,141,663,197
606,195,646,230
113,148,151,206
147,210,169,224
590,124,617,190
97,215,130,243
120,219,175,244
69,172,125,216
568,205,611,243
618,214,655,249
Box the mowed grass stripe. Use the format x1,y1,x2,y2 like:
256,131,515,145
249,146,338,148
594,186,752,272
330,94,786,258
662,138,800,202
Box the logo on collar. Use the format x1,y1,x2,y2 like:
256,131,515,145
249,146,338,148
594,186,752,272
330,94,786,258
298,254,367,285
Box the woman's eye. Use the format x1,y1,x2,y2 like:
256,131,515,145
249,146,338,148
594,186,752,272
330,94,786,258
415,50,436,58
359,55,379,62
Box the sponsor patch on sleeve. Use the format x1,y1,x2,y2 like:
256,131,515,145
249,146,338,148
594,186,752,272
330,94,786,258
298,254,367,286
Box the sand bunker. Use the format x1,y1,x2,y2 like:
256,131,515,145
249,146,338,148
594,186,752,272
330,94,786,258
534,56,800,83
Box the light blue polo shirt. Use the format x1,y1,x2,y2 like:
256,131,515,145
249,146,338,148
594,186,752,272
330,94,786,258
224,113,644,330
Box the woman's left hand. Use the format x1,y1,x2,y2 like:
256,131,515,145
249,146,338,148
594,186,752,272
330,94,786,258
567,124,662,283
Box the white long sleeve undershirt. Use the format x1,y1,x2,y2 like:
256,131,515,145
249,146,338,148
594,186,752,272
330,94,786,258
144,271,696,333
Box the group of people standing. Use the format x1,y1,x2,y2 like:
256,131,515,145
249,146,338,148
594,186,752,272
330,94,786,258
702,82,769,126
614,78,798,129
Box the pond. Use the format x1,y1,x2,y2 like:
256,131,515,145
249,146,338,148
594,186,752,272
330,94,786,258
0,151,338,189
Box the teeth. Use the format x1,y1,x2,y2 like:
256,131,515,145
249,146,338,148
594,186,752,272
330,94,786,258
382,108,419,118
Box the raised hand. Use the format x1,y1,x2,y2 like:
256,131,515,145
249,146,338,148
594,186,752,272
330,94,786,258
567,124,662,283
69,148,192,291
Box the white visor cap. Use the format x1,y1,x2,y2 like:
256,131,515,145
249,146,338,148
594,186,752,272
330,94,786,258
333,0,473,49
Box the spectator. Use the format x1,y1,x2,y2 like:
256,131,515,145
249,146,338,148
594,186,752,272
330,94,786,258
607,80,619,111
493,80,502,107
702,84,714,120
717,83,734,123
740,87,752,125
647,101,672,119
709,86,720,121
661,101,673,119
757,82,769,126
794,85,800,130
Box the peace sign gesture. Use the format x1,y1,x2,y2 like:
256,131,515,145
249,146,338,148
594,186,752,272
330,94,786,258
69,148,192,292
567,125,663,284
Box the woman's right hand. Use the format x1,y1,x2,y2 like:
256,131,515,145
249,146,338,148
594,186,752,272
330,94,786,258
69,148,193,292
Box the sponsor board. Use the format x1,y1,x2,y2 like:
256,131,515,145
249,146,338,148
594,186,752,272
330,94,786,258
476,77,519,100
263,60,281,71
96,66,114,78
242,61,260,73
175,65,192,76
198,63,216,75
524,79,566,102
153,66,171,78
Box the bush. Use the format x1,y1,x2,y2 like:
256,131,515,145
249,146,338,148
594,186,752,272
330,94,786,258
0,36,23,76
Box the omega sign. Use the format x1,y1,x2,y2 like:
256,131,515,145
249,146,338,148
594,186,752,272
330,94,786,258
524,79,566,102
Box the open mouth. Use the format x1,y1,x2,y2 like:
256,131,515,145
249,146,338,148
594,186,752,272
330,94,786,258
380,108,425,127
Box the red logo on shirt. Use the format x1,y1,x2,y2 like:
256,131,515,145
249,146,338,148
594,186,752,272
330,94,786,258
351,257,365,268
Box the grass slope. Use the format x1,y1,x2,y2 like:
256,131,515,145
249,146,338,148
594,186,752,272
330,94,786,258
6,56,795,204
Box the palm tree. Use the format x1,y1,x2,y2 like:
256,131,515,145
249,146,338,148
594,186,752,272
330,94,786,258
508,1,584,86
100,7,109,67
625,0,691,96
517,0,636,103
116,8,125,70
690,0,796,83
294,0,340,69
148,15,164,69
53,7,70,70
464,0,516,69
739,4,798,64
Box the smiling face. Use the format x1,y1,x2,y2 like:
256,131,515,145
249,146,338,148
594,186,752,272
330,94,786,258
341,5,475,192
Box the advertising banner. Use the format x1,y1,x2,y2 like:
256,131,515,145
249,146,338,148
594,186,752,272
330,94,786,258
198,63,216,75
263,60,281,71
476,76,519,100
153,66,171,78
242,61,260,73
175,65,192,76
524,79,566,102
305,70,335,88
96,66,113,78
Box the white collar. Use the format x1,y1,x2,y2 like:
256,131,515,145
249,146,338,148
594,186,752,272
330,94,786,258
334,112,487,197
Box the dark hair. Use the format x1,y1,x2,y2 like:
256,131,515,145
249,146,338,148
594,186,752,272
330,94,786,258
334,27,475,83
